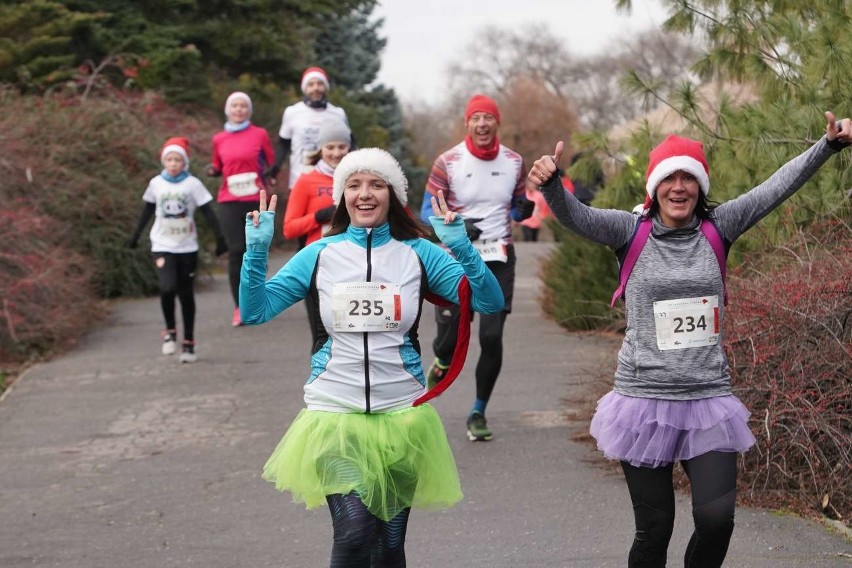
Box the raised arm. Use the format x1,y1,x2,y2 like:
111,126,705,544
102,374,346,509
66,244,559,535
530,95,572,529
714,111,852,241
239,190,313,324
421,190,504,314
531,141,635,250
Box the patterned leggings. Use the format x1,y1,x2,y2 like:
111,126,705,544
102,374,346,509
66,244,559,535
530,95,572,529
326,493,411,568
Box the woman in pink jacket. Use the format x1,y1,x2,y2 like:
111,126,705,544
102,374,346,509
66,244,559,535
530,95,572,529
207,91,275,326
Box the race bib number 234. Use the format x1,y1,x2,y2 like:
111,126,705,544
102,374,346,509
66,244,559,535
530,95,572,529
653,295,720,351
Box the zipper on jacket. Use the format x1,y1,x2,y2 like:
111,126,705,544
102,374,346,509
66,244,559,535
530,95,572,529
363,229,373,413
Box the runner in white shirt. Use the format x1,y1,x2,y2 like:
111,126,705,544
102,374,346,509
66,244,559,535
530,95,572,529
420,94,534,442
270,66,351,191
127,137,228,363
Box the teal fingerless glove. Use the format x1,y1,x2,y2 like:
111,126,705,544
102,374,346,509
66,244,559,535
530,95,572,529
428,215,468,248
245,211,275,251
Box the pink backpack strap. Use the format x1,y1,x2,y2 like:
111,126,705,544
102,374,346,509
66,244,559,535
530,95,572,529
611,218,652,307
700,219,728,305
611,217,728,308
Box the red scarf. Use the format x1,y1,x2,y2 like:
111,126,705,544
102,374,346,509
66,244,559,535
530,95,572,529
465,134,500,161
413,278,472,407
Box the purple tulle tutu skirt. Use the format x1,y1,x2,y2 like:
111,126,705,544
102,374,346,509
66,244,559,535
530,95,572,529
590,391,756,468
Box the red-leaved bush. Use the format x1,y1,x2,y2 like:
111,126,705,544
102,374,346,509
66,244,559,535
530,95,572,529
0,86,221,376
726,218,851,523
0,206,98,366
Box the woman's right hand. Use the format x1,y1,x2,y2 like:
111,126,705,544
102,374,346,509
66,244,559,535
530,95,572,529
528,141,564,186
248,189,277,226
245,190,278,249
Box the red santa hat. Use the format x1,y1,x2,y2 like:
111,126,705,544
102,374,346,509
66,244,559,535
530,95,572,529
643,134,710,208
464,94,501,124
160,137,190,171
301,66,330,93
332,148,408,206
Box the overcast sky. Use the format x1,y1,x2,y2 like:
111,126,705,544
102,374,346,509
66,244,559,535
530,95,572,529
373,0,668,104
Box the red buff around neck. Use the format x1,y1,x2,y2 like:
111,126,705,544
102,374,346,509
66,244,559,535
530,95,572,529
465,134,500,161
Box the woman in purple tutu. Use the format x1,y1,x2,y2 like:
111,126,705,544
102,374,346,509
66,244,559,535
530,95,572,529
528,111,851,567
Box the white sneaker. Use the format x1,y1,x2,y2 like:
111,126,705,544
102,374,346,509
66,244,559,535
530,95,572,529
162,330,177,355
179,341,197,364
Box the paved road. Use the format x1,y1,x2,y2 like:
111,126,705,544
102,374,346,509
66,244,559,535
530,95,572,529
1,242,849,567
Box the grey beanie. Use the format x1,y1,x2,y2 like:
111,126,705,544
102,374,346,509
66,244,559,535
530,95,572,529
317,117,352,148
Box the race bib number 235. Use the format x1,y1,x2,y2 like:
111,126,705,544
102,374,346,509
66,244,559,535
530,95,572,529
332,282,402,332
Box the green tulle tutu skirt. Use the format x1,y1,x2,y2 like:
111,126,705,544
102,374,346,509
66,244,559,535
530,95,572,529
262,404,462,521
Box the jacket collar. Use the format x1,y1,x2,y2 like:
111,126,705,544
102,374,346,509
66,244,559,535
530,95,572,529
345,222,391,247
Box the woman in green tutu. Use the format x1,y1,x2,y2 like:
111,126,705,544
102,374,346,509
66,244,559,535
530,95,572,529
240,148,505,566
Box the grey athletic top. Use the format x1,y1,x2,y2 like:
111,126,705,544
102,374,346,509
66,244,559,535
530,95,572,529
540,136,840,400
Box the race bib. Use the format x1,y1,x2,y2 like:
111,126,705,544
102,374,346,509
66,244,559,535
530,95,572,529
332,282,402,332
158,217,193,244
226,172,259,196
653,296,720,351
472,238,508,263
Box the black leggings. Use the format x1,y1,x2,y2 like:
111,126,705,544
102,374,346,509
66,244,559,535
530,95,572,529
326,493,411,568
432,249,515,404
218,200,260,306
620,451,737,568
153,252,197,341
433,306,508,404
521,225,539,242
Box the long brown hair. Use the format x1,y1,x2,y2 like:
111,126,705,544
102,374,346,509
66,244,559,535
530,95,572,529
325,186,428,240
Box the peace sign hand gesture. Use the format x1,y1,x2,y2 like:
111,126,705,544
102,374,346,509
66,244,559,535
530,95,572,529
245,189,278,250
430,190,458,224
428,190,468,245
248,189,278,226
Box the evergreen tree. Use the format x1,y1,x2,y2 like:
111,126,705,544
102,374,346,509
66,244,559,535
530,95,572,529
311,3,423,208
613,0,852,243
1,0,374,102
545,1,852,331
0,1,99,90
313,3,385,93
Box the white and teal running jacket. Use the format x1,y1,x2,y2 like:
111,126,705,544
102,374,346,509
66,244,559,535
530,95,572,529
240,220,504,414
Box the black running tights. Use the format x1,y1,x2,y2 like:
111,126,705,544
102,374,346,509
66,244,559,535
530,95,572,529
433,306,508,404
620,451,737,568
218,200,260,306
154,252,197,341
326,493,411,568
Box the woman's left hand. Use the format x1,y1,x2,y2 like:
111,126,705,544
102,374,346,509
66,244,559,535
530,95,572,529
825,111,852,143
428,190,470,244
431,190,458,224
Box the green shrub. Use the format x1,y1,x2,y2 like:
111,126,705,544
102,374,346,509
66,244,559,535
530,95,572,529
540,221,622,331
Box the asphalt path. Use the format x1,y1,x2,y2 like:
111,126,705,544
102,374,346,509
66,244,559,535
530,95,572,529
1,242,849,567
